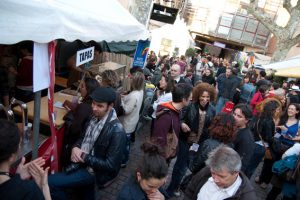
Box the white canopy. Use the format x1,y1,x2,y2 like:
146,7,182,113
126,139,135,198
150,17,194,56
0,0,149,44
262,55,300,70
254,53,271,65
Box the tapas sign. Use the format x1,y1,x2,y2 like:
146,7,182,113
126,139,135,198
76,46,94,67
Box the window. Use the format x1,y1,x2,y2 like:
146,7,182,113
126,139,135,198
245,19,258,32
232,16,246,30
230,29,243,40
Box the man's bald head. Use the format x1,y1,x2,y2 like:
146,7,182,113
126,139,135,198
170,64,181,79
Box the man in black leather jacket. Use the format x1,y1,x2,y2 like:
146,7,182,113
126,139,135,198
48,87,126,200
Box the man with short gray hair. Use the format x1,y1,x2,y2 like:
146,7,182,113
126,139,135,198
184,145,256,200
170,64,186,84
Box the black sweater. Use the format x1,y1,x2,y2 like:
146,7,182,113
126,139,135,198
233,127,255,173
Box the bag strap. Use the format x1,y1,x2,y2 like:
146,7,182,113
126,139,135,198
256,119,268,151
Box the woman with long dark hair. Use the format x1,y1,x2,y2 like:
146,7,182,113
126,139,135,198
117,142,168,200
151,74,175,119
253,99,282,188
62,77,99,167
277,103,300,146
201,69,216,86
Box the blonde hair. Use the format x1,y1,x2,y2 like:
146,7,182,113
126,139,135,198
130,72,145,91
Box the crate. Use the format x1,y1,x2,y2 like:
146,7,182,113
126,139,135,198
86,61,126,81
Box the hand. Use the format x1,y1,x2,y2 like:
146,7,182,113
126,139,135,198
71,147,84,163
17,157,45,180
147,190,165,200
181,123,191,133
28,162,49,190
276,126,287,131
63,100,72,110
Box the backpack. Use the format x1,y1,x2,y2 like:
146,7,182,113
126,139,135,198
152,108,178,159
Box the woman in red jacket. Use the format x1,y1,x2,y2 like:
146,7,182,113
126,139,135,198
250,85,269,116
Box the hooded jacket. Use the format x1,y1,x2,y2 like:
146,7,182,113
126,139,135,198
151,102,181,158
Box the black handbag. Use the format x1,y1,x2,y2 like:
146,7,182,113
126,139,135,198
272,137,290,155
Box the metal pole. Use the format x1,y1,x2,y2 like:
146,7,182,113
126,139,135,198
32,90,41,159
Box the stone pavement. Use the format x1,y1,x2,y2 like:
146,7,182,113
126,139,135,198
96,120,273,200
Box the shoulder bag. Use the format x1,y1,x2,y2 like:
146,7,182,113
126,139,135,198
257,119,273,160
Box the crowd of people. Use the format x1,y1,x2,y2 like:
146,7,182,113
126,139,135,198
0,49,300,200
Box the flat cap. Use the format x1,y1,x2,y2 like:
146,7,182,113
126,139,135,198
90,87,116,103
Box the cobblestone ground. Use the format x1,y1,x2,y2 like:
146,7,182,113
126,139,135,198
96,120,272,200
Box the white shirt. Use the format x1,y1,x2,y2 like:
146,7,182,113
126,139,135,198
119,90,144,133
174,76,181,83
151,92,172,118
197,176,242,200
282,143,300,159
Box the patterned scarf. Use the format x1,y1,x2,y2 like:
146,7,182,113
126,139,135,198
81,108,117,154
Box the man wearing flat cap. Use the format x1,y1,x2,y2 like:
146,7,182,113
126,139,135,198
49,86,126,200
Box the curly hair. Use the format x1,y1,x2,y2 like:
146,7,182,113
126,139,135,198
260,98,281,119
192,82,217,103
208,113,236,144
101,70,120,88
258,98,282,120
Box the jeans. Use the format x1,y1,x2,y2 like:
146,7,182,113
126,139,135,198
166,139,190,195
122,133,131,165
244,143,265,178
48,168,95,200
260,158,275,184
215,96,229,114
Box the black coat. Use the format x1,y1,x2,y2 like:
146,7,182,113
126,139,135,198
202,75,216,86
189,138,220,174
75,110,126,187
184,167,257,200
181,103,216,144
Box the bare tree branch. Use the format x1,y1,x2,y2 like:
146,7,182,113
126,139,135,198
283,0,293,14
296,0,300,9
285,6,300,38
290,33,300,46
249,0,259,4
246,2,283,38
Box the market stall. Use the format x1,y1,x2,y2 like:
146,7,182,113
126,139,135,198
0,0,149,172
262,55,300,70
262,55,300,78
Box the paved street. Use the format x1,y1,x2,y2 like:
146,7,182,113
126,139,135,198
96,120,272,200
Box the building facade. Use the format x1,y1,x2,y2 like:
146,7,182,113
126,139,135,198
182,0,285,58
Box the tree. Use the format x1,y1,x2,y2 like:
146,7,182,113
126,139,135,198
185,47,196,58
246,0,300,62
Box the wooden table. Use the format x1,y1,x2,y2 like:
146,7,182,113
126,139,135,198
14,92,74,127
